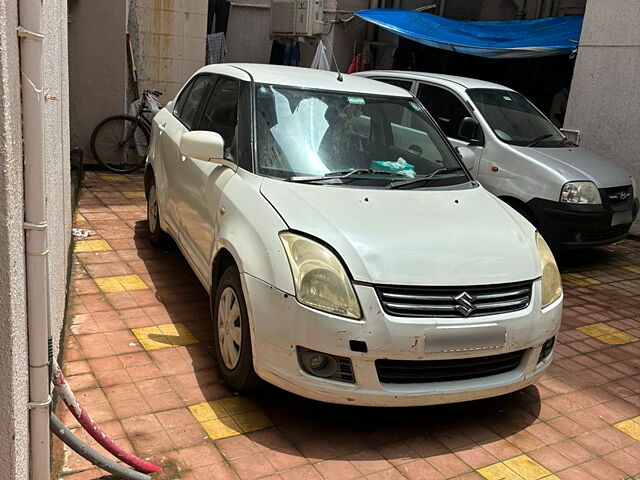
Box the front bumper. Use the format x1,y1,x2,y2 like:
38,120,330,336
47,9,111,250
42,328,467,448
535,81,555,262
527,195,638,248
242,274,562,407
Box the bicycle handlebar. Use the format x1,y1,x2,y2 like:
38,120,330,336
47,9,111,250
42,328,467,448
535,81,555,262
143,89,163,98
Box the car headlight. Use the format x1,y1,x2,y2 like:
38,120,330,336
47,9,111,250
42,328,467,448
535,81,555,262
280,232,361,319
560,181,601,204
536,232,562,308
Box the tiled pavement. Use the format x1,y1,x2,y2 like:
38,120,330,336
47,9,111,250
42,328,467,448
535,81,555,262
56,171,640,480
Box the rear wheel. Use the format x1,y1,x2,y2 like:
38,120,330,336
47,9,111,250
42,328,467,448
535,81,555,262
146,179,170,247
212,266,262,392
91,115,149,173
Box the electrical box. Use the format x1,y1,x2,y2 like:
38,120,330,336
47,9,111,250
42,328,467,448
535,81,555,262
271,0,324,37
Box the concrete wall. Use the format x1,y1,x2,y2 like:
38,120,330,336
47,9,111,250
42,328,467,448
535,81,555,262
128,0,208,101
68,0,127,160
564,0,640,233
0,0,71,478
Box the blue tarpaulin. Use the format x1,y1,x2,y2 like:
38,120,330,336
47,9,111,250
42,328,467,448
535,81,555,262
353,9,583,59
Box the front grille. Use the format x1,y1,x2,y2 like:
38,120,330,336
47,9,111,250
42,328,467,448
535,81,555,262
375,281,532,318
604,185,633,207
582,224,630,242
376,350,524,384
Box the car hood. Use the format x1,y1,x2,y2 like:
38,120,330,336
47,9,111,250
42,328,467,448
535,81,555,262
260,179,540,286
513,146,632,188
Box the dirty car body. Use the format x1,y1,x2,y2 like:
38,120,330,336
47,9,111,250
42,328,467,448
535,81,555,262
146,64,563,406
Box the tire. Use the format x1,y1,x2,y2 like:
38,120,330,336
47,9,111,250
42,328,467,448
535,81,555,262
91,115,149,173
146,179,170,248
212,266,262,392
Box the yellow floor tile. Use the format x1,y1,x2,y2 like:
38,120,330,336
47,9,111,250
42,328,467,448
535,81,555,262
478,455,551,480
623,264,640,275
75,213,87,223
200,417,243,440
219,396,259,415
189,396,272,441
188,400,231,423
614,417,640,441
478,462,525,480
74,239,112,253
233,410,273,432
158,323,199,346
561,273,601,286
122,191,145,199
132,322,198,351
503,455,551,480
94,274,147,293
99,174,128,182
578,322,639,345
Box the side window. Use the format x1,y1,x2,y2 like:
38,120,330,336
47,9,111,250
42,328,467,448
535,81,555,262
417,84,471,140
175,75,214,130
376,78,413,92
199,78,240,159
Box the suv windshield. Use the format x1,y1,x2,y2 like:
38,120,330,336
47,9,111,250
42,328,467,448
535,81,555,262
254,84,469,186
467,88,567,148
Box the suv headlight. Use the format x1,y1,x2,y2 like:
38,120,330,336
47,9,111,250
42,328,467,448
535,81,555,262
536,233,562,308
560,181,601,204
280,232,361,319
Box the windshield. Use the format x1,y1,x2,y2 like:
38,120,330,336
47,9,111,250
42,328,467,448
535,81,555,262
254,84,468,186
467,88,566,147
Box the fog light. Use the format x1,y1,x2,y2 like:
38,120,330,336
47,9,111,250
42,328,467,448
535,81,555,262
297,347,355,383
537,336,555,364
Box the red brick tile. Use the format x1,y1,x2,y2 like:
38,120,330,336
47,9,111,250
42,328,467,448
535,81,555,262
230,452,277,480
426,452,472,478
574,431,617,456
265,445,308,472
130,429,175,456
556,466,597,480
193,461,239,480
147,391,184,412
167,423,208,448
579,458,626,480
528,446,574,472
481,438,522,461
553,439,595,464
279,465,323,480
314,459,361,480
178,442,224,468
217,434,260,460
396,459,445,480
93,368,132,387
455,444,498,469
366,468,407,480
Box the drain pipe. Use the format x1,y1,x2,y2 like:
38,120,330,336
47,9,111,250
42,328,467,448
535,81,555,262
18,0,52,479
512,0,527,19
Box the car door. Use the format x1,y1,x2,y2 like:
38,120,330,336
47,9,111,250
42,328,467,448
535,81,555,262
416,83,484,177
177,76,241,279
160,74,216,243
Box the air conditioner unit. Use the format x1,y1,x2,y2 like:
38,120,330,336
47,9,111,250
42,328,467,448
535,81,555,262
271,0,324,37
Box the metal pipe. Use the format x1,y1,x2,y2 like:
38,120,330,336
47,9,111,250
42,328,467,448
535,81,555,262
17,0,51,479
50,413,151,480
52,359,162,474
512,0,527,19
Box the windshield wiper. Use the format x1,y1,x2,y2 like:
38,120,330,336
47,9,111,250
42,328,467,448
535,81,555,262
386,167,465,190
288,169,398,183
527,134,553,147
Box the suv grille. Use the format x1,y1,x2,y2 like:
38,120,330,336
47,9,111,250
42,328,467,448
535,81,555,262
375,281,533,318
376,350,523,384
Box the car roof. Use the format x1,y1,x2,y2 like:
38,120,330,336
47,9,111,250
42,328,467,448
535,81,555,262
359,70,513,91
191,63,414,97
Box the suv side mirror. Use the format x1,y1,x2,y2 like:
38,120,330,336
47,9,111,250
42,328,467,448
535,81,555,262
456,146,476,171
180,131,225,162
458,117,482,145
560,128,581,145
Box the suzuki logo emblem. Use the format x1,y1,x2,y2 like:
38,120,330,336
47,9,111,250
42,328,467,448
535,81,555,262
454,292,476,317
610,191,630,201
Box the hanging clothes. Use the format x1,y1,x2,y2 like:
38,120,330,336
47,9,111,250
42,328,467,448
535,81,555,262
346,53,362,74
310,41,331,70
269,40,286,65
206,32,227,64
283,42,300,66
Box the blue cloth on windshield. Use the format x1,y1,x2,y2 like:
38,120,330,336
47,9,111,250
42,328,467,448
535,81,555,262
353,9,583,59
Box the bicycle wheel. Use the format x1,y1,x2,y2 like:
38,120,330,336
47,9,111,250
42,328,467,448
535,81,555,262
90,115,150,173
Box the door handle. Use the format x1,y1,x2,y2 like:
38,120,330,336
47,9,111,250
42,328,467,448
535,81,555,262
157,122,167,134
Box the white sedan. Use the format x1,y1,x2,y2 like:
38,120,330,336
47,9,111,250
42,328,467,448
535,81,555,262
145,63,562,406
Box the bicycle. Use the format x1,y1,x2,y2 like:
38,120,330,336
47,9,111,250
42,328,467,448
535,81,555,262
90,89,163,173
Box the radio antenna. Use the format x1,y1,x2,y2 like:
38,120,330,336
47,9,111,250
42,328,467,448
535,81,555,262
328,39,343,82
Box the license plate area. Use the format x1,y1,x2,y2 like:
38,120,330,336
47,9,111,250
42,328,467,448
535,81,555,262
425,324,506,353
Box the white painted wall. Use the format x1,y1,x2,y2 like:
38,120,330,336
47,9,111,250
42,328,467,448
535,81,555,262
0,0,71,478
564,0,640,234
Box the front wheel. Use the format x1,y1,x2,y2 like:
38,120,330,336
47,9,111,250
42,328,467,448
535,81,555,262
146,179,170,248
91,115,149,173
212,266,262,392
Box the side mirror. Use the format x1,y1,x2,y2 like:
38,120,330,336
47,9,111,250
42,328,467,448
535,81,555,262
165,100,174,112
180,131,224,162
456,146,476,171
458,117,482,145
